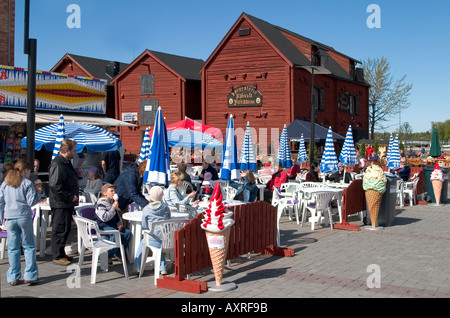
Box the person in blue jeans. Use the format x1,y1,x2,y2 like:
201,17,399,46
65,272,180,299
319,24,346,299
0,160,42,286
230,170,258,202
133,186,171,276
95,183,131,262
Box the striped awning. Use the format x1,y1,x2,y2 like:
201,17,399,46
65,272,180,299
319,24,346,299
0,110,137,127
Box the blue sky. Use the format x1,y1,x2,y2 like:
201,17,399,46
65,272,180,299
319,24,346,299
13,0,450,133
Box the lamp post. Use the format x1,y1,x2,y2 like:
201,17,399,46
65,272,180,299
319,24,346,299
24,0,37,171
301,49,331,169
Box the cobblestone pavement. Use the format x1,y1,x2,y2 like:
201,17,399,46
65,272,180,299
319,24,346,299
1,190,449,301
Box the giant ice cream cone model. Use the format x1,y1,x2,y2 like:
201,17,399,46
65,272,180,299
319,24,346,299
430,162,444,205
201,182,235,286
363,163,387,227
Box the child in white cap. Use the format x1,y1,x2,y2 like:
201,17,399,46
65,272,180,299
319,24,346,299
133,186,171,275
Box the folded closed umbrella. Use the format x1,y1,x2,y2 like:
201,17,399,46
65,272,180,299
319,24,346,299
319,126,339,174
277,124,293,168
239,122,257,171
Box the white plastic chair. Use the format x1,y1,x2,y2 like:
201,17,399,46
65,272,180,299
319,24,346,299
1,208,36,259
138,219,189,285
403,177,419,206
271,187,300,246
73,215,129,284
301,191,336,230
258,175,272,185
222,186,237,202
0,229,7,259
176,203,198,219
179,181,194,196
83,189,98,204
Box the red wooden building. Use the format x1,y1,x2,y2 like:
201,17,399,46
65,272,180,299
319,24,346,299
201,13,370,152
51,53,129,120
110,50,204,154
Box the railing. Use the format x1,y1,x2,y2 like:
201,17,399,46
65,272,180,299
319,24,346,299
157,200,294,293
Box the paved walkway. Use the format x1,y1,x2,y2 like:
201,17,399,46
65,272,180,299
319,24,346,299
1,189,449,299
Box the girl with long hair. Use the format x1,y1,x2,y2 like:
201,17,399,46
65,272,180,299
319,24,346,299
0,160,42,285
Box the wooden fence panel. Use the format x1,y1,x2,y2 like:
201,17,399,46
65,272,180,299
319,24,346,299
158,200,294,293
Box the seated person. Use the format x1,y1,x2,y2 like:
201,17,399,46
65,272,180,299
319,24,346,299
264,162,288,203
261,163,274,175
177,162,192,188
304,163,322,182
85,167,102,195
325,164,352,183
163,172,198,208
391,157,411,182
199,172,213,200
199,160,219,181
287,156,301,180
231,170,258,203
296,167,310,181
133,186,171,276
95,183,131,262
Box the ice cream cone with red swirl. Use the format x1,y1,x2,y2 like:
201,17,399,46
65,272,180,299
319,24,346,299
201,182,235,286
430,163,444,205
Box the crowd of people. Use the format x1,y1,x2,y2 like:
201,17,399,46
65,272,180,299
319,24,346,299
1,135,445,286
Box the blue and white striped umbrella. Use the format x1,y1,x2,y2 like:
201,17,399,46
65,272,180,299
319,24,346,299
298,133,308,163
220,115,240,181
137,127,151,164
319,126,339,174
22,120,122,154
339,125,358,167
387,134,401,170
277,124,293,168
239,122,257,171
51,114,65,161
386,133,393,163
143,107,171,186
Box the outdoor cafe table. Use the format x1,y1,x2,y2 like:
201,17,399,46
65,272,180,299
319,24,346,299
299,186,345,224
32,199,92,258
122,210,190,262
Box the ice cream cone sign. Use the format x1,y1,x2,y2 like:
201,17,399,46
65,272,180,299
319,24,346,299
201,182,235,288
430,162,444,205
363,162,387,228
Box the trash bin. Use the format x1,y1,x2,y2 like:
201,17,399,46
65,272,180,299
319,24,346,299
363,175,397,227
423,166,449,204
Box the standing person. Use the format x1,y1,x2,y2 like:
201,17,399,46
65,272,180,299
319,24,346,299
102,149,121,184
0,160,42,285
49,139,79,266
114,160,148,212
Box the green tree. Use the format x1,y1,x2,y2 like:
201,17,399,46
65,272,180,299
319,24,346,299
362,57,413,139
359,140,366,157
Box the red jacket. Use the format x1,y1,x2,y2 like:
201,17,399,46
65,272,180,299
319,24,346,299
266,170,288,190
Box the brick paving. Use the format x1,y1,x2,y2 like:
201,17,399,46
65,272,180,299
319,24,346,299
1,188,449,300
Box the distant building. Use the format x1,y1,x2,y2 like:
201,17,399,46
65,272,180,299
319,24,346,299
0,0,15,66
201,12,370,151
110,49,204,154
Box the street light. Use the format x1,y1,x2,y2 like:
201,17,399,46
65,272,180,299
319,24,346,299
301,49,331,169
24,0,37,171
